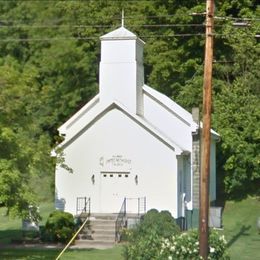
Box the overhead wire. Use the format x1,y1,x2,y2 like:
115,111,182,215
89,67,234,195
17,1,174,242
0,13,259,25
0,27,258,42
0,0,154,1
0,23,208,28
0,34,207,42
214,16,260,22
0,22,207,43
0,11,258,43
2,31,258,43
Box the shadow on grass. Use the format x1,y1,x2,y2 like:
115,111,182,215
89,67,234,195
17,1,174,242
0,248,59,259
0,248,98,260
0,229,56,259
0,229,23,244
226,225,251,248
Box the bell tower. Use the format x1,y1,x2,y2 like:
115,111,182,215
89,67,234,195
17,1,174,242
99,25,145,116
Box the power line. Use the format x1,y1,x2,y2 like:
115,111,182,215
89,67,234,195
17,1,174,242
1,14,259,25
134,24,206,28
0,13,180,24
0,21,255,31
0,23,207,29
214,16,260,21
117,14,178,20
0,24,113,28
0,0,153,1
0,37,97,42
0,1,153,3
0,34,206,42
191,12,260,21
0,31,258,42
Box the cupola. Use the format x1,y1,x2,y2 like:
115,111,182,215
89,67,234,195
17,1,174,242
99,25,145,116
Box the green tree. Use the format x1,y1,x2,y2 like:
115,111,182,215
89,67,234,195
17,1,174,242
214,82,260,197
0,0,258,210
0,60,53,219
212,21,260,197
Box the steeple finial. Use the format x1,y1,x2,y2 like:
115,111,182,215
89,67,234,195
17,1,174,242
121,9,124,27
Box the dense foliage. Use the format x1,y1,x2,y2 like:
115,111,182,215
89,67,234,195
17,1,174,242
123,209,180,260
130,209,180,238
0,61,52,219
123,210,229,259
0,1,259,216
160,229,229,260
43,210,75,243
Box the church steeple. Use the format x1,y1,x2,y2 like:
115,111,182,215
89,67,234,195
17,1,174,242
99,25,145,116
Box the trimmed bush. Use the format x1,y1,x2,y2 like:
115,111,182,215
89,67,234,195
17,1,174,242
42,210,75,243
133,209,180,238
123,209,180,259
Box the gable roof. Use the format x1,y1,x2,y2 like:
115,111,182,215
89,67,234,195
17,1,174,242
143,85,196,129
58,99,185,154
58,94,100,136
143,85,220,139
58,83,219,154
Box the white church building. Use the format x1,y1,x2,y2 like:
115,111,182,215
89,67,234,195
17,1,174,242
55,25,219,228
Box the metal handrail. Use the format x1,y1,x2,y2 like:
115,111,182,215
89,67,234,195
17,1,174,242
76,197,90,216
115,197,147,242
138,197,146,216
115,197,126,242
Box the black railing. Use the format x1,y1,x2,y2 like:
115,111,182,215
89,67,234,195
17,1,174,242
115,197,127,242
115,197,147,242
76,197,91,215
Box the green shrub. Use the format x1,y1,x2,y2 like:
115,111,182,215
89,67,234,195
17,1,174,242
124,229,162,260
123,209,229,260
42,210,75,243
160,229,230,260
123,209,180,259
132,209,180,239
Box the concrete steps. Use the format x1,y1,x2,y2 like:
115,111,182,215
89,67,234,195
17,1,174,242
73,213,117,249
71,239,115,249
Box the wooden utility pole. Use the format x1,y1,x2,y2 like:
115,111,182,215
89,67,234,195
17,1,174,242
199,0,214,259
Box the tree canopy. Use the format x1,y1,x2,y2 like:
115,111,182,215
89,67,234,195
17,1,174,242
0,0,259,217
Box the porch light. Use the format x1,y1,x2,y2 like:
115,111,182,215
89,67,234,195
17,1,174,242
135,175,138,185
91,174,95,184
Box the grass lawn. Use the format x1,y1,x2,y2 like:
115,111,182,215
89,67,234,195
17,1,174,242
0,247,123,260
221,196,260,260
0,201,55,244
0,201,123,259
0,198,259,259
0,248,59,260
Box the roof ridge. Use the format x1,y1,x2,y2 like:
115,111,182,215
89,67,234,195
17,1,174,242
58,101,184,154
100,26,145,44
